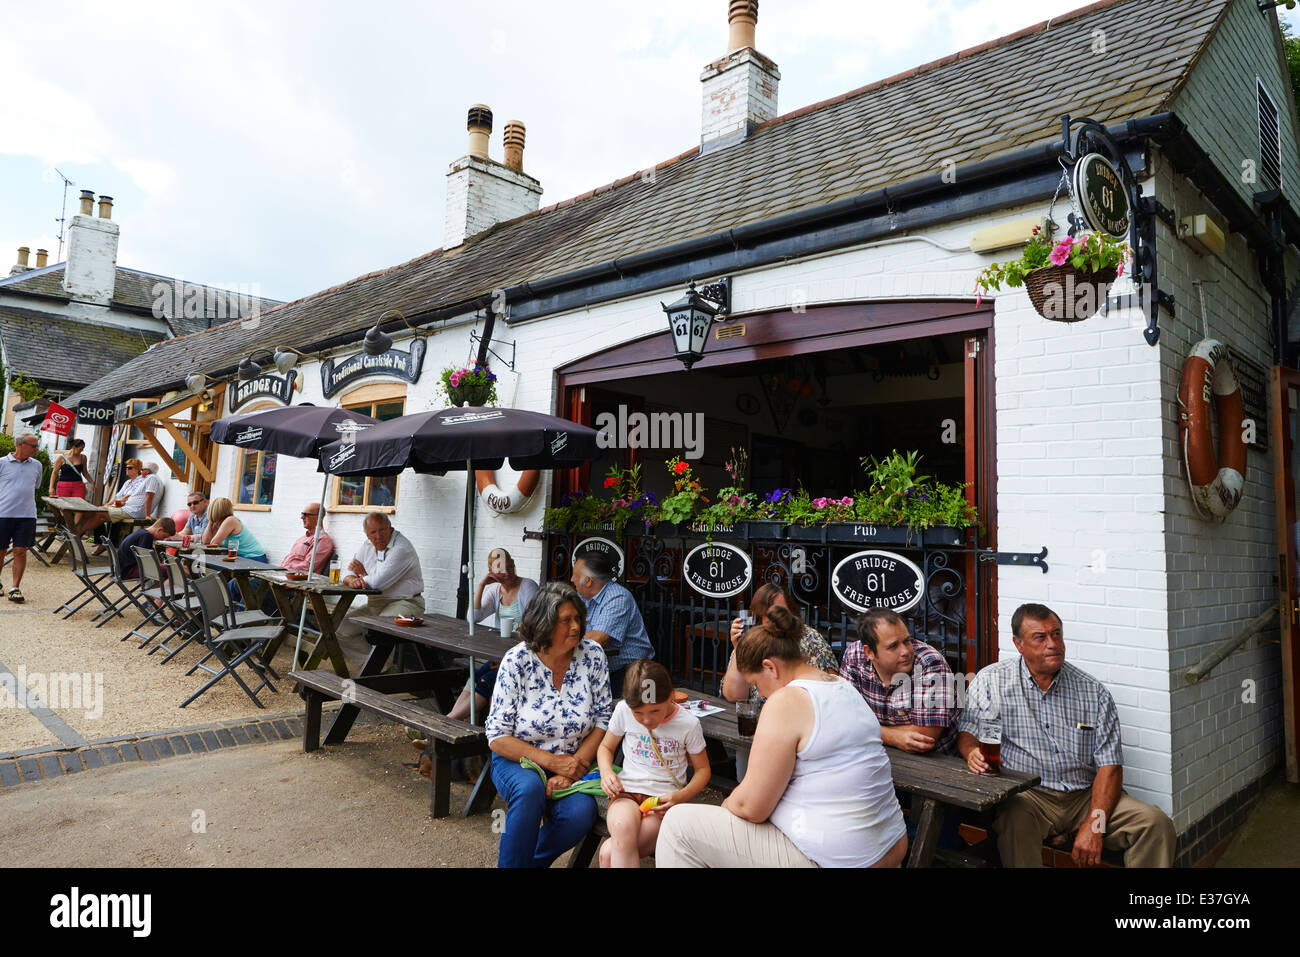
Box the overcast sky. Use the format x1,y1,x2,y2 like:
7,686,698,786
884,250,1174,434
3,1,1297,305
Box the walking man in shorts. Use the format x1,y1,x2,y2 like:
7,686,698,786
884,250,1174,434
0,433,45,603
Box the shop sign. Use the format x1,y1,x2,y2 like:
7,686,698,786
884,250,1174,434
574,536,624,579
682,542,752,599
76,401,116,426
1072,152,1130,239
320,339,426,398
831,550,924,613
230,370,298,412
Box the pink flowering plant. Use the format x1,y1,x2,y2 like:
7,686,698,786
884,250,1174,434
972,225,1129,303
440,363,498,407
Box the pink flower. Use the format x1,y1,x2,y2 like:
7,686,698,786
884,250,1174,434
839,497,853,506
1116,259,1125,279
813,497,829,509
1049,238,1074,266
450,373,461,387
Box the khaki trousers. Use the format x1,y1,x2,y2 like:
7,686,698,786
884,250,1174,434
993,786,1176,868
335,596,426,670
655,804,819,868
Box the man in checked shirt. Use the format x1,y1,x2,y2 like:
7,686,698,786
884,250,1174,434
958,603,1176,867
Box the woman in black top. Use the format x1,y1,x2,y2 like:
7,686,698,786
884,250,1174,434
50,438,92,499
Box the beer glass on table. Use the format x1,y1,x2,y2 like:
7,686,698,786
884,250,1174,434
736,699,761,738
977,716,1002,774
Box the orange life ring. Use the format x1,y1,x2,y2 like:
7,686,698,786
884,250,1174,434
1177,339,1247,521
475,468,539,515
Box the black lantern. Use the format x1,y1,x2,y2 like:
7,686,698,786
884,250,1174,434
661,278,731,370
237,355,262,380
362,324,393,356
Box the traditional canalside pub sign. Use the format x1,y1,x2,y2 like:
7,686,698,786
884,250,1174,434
682,541,753,599
832,549,925,614
320,339,427,399
230,370,298,412
574,536,624,580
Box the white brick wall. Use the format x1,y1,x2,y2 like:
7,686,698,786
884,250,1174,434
443,156,543,249
61,215,119,306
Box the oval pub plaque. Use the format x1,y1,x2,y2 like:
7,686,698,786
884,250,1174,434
831,550,924,613
683,542,753,599
574,537,624,579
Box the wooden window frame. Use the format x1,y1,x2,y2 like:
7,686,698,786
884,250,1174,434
123,397,160,458
327,382,406,515
232,400,278,512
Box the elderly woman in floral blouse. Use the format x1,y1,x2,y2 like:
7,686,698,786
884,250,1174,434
486,580,613,868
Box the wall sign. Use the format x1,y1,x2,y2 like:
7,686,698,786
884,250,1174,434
683,542,752,599
76,401,116,426
230,370,298,412
320,339,426,399
1072,152,1131,239
831,550,925,613
574,536,623,580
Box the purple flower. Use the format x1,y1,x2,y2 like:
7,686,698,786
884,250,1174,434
765,488,792,505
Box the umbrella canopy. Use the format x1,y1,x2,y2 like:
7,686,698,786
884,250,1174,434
316,406,601,476
210,404,379,459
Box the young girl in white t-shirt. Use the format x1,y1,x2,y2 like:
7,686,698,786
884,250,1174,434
597,659,711,868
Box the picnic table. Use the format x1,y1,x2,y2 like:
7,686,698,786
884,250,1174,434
251,569,382,678
180,552,286,613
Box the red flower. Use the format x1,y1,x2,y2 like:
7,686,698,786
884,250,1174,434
603,476,618,489
673,461,689,475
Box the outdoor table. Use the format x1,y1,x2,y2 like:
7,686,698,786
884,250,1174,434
251,570,381,678
43,496,150,564
182,553,286,614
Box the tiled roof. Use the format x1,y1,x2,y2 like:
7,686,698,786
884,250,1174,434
64,0,1230,405
0,264,282,337
0,305,162,389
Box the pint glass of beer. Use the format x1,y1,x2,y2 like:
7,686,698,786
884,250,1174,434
977,717,1002,774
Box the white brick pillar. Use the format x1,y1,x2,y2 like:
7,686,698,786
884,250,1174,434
443,156,543,249
62,194,119,305
699,0,779,150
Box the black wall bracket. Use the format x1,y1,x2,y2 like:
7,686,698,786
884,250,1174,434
978,547,1049,574
1061,115,1173,346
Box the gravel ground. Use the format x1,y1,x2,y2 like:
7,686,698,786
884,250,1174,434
0,558,315,749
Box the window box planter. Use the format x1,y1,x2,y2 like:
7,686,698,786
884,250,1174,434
739,520,785,539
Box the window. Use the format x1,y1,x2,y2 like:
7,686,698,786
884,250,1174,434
331,383,405,511
232,402,276,509
124,397,160,458
1258,78,1282,191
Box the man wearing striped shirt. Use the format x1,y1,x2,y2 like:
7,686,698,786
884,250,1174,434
957,602,1175,867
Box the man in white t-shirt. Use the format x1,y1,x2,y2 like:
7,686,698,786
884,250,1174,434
140,463,165,517
335,512,425,668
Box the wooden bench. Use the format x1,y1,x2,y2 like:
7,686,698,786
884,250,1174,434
293,669,490,818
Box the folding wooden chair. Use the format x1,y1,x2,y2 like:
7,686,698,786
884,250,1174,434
182,573,282,709
53,529,115,619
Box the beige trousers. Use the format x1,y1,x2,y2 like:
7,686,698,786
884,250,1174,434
334,595,426,669
993,785,1176,868
655,804,819,868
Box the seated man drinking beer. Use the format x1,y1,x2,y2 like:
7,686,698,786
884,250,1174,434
957,602,1176,867
334,512,425,669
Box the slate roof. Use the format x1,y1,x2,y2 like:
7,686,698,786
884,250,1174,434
0,264,282,337
0,305,162,390
64,0,1231,406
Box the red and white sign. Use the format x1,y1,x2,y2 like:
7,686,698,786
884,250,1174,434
40,402,74,437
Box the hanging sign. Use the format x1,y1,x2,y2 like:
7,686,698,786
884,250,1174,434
1072,152,1131,239
230,370,298,412
320,339,426,399
683,542,752,599
574,536,623,580
75,400,116,426
831,550,925,613
39,402,73,437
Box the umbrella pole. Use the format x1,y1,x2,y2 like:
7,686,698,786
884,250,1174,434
465,457,477,724
293,472,330,671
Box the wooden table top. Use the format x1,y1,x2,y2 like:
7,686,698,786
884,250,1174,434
355,613,516,660
44,496,106,513
185,554,287,574
253,569,382,597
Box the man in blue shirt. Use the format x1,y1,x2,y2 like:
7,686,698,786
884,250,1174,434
181,490,210,536
570,554,654,696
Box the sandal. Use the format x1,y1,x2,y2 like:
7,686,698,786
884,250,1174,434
8,588,24,603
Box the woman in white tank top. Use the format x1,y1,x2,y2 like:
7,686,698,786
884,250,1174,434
657,606,908,868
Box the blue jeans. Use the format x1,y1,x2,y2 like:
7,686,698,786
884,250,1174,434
490,752,597,868
226,554,268,609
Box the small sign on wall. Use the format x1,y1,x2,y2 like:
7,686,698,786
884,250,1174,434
682,542,753,599
574,537,623,580
831,550,925,613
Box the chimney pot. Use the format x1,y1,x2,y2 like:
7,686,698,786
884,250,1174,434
467,104,493,159
16,247,30,268
97,195,114,219
728,0,758,51
78,190,95,216
35,249,48,268
503,120,526,171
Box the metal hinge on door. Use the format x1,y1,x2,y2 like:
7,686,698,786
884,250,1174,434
967,338,982,358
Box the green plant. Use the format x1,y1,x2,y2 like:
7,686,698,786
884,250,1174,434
659,456,707,525
8,373,45,402
438,363,497,407
543,464,662,533
973,226,1129,301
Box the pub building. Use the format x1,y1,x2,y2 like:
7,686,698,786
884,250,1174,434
61,0,1300,865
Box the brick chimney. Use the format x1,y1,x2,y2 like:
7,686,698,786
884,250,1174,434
700,0,780,152
62,189,120,304
443,105,543,248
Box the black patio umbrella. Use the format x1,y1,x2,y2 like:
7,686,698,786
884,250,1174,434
209,404,380,664
317,405,602,719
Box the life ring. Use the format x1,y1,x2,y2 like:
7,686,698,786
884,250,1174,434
475,467,539,515
1177,339,1247,521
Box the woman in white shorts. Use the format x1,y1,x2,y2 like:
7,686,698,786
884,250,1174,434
657,605,908,868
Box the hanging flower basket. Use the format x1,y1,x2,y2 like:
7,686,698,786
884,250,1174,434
1023,263,1119,323
440,364,498,407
